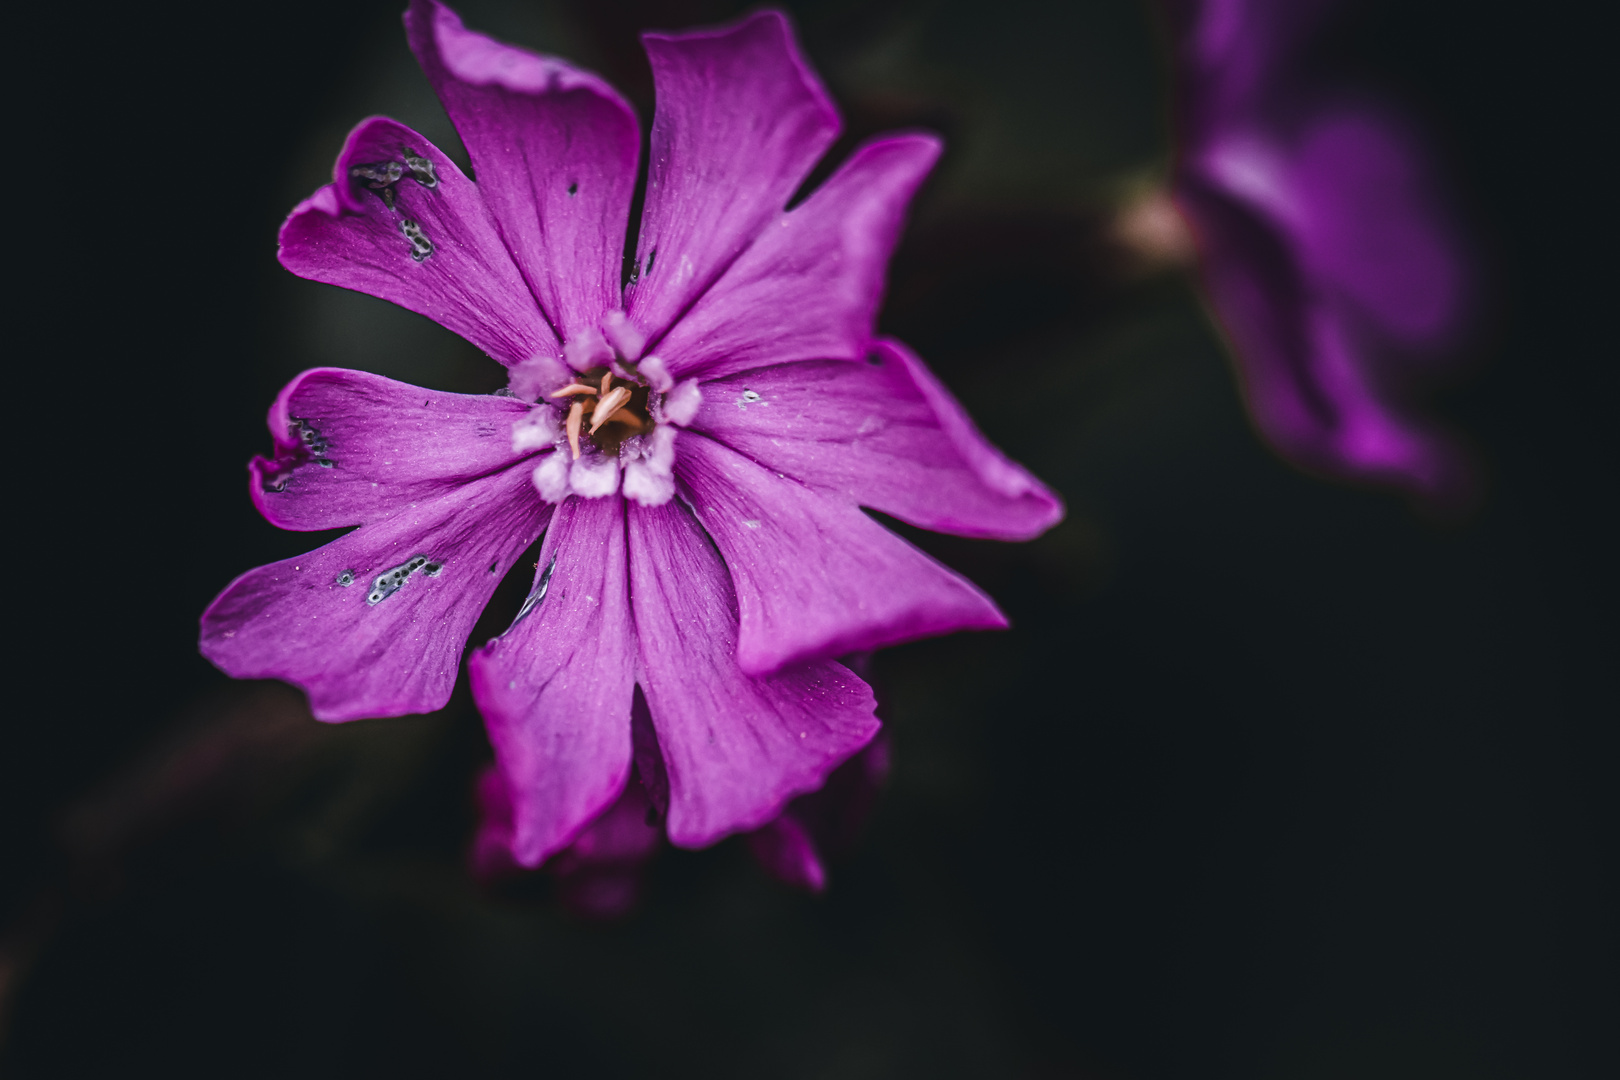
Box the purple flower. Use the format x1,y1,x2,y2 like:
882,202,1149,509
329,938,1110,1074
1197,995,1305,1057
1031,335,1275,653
1150,0,1476,505
200,1,1060,868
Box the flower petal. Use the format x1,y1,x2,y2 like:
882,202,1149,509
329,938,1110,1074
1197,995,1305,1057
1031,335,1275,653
468,493,636,867
745,814,827,893
1167,0,1338,127
549,777,662,919
627,498,879,848
470,764,520,880
249,367,534,531
626,10,840,345
676,432,1006,675
1175,176,1472,502
405,0,641,341
278,115,556,367
201,464,550,722
689,339,1063,540
655,134,941,380
1273,108,1468,349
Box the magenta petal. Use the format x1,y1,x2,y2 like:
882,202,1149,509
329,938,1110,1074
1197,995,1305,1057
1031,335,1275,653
626,10,841,345
546,775,663,919
676,432,1006,675
201,465,550,722
1168,0,1338,126
278,115,556,367
656,134,941,380
468,494,636,867
689,339,1063,540
1277,109,1468,348
552,780,662,866
746,813,827,893
405,0,640,342
249,367,533,531
1176,178,1470,501
470,764,519,880
626,498,880,848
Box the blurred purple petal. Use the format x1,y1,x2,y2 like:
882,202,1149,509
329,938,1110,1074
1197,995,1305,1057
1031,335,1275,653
1164,0,1477,505
746,814,827,893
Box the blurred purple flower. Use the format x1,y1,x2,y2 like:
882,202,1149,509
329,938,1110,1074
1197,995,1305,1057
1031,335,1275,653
1147,0,1477,506
745,729,891,893
200,1,1059,869
473,732,891,917
472,760,661,919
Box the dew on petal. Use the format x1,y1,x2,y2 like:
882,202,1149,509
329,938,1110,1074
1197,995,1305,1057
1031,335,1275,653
402,148,438,188
366,554,434,606
400,219,434,262
504,554,556,634
350,160,403,188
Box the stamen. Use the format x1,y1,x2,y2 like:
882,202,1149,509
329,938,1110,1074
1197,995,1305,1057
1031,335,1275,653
550,383,600,399
566,399,585,459
598,372,613,397
589,386,633,433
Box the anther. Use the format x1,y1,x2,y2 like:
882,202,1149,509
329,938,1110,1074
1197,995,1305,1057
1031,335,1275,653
550,383,600,398
589,386,633,433
566,399,585,459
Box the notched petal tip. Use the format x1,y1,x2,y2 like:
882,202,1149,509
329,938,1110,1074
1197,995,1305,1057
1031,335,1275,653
277,112,558,367
640,8,838,131
407,0,632,107
287,114,451,218
627,7,842,342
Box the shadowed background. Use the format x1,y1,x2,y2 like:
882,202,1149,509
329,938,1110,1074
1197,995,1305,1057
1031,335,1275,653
6,0,1612,1076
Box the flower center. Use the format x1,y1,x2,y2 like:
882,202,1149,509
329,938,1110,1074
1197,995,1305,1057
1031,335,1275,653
548,366,653,459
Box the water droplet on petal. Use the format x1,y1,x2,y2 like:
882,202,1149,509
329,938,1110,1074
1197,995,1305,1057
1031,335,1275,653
400,219,433,262
366,554,436,606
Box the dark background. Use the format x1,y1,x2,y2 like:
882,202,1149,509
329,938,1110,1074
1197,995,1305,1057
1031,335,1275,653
6,0,1612,1076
